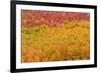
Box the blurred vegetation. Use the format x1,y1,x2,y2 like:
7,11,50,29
21,20,90,63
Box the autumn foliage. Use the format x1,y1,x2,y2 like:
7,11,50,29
21,10,90,63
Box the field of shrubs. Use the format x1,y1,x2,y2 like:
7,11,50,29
21,10,90,63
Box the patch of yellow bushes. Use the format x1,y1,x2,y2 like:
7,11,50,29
21,20,90,63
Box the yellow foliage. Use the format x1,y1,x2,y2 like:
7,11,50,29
21,20,90,63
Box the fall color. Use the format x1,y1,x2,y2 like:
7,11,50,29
21,10,90,63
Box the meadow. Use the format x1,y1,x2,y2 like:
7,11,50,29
21,11,90,63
